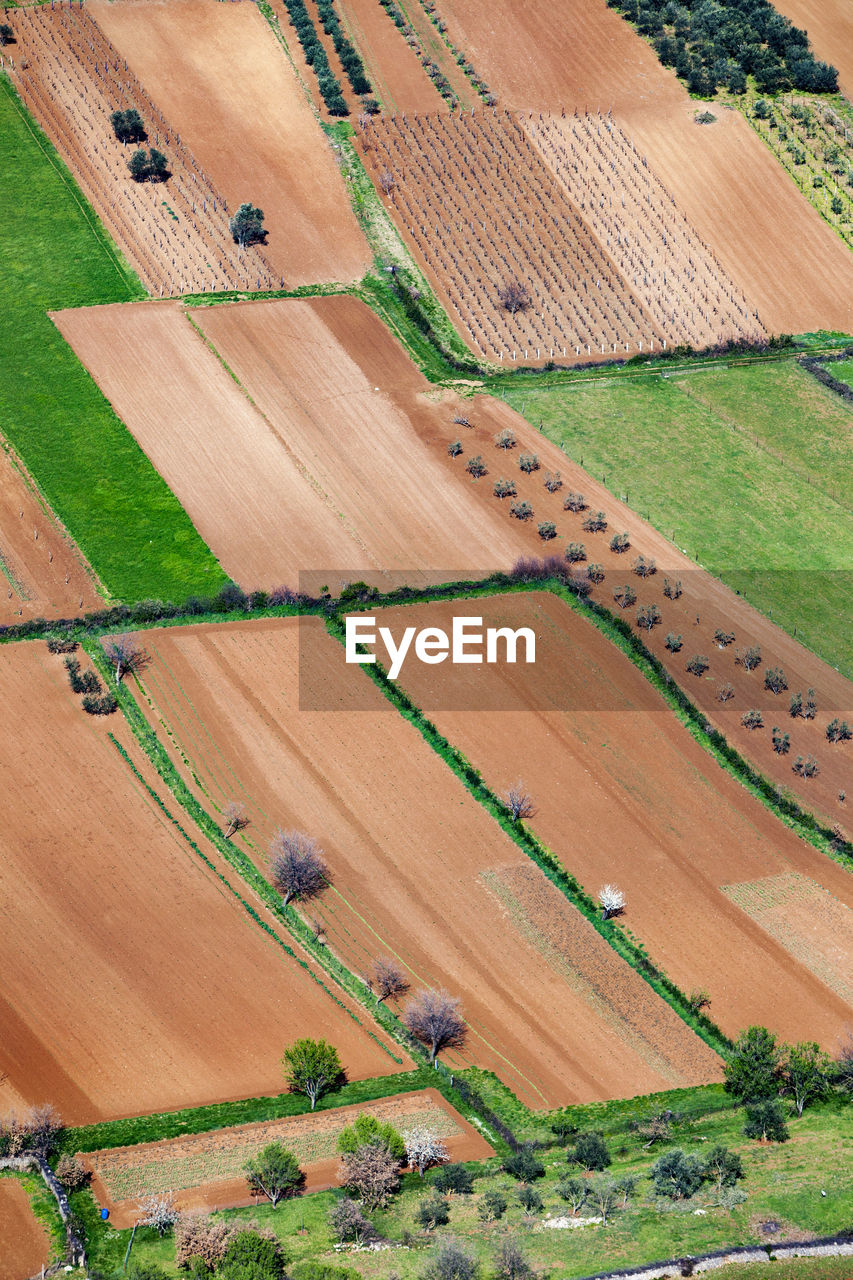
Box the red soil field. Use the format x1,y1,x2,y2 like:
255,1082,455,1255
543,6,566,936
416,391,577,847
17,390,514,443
336,0,446,112
435,0,853,335
11,4,276,295
771,0,853,99
0,1179,51,1280
0,444,101,625
382,591,853,1048
90,0,370,288
360,110,759,364
52,296,524,587
134,615,721,1108
85,1089,493,1226
0,641,400,1125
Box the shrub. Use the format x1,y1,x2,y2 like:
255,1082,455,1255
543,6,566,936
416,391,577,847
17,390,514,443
586,563,605,584
633,554,656,578
477,1190,507,1222
416,1192,450,1229
56,1154,89,1189
81,693,119,715
665,632,683,653
565,542,586,563
564,492,587,512
570,1131,610,1171
793,754,820,778
447,440,462,457
544,471,562,493
582,511,607,532
718,682,735,702
764,667,788,694
494,428,516,449
503,1147,545,1181
743,1100,789,1143
493,477,517,499
703,1145,743,1191
221,1230,286,1278
329,1198,374,1244
537,521,557,541
685,654,710,676
609,532,630,554
466,456,487,479
636,603,662,631
663,578,683,599
613,583,637,610
509,500,533,521
519,453,540,473
515,1183,543,1213
555,1176,587,1214
827,719,852,743
736,644,761,671
771,727,790,754
46,637,78,654
714,629,735,646
422,1238,479,1280
338,1114,405,1161
651,1148,704,1199
431,1164,474,1196
741,708,763,730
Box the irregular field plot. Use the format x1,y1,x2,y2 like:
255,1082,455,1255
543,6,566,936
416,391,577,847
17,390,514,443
361,110,759,365
0,1179,51,1280
436,0,853,335
721,873,853,1007
382,591,853,1047
0,444,101,624
11,4,275,295
85,1089,491,1223
53,295,524,587
133,615,720,1108
89,0,370,288
335,0,446,112
0,642,398,1125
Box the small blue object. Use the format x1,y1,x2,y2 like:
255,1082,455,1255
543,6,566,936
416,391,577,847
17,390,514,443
100,1208,109,1220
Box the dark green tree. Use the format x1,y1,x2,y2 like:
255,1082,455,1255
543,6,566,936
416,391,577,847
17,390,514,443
230,202,268,247
570,1131,611,1171
651,1148,705,1199
243,1142,302,1206
743,1099,789,1142
724,1026,783,1102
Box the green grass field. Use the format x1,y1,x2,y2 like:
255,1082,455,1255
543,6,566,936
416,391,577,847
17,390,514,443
828,359,853,391
0,76,228,604
88,1091,853,1280
499,360,853,677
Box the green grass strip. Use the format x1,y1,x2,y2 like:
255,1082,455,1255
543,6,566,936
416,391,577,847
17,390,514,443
0,75,228,604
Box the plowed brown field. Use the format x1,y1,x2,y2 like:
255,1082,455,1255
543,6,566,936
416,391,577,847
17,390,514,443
0,642,400,1125
89,0,370,287
771,0,853,99
85,1089,492,1225
0,444,101,624
0,1180,51,1280
436,0,853,334
336,0,444,112
133,615,721,1108
382,591,853,1048
52,296,523,586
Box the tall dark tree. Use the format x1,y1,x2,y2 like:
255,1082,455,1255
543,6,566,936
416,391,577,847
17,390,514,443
230,202,267,247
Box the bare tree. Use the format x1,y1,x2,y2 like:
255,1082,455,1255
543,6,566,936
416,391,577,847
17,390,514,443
494,1239,533,1280
138,1190,179,1236
26,1103,63,1157
329,1197,375,1244
498,279,531,315
405,1126,449,1177
339,1141,400,1209
598,884,625,921
506,781,535,820
378,168,396,196
404,989,466,1063
587,1174,618,1225
101,634,149,684
222,800,250,840
270,830,330,905
424,1238,479,1280
367,956,409,1005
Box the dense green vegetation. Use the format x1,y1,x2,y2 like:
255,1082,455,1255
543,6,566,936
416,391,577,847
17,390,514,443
78,1090,853,1280
316,0,372,96
0,76,228,604
607,0,837,95
262,0,348,113
500,361,853,676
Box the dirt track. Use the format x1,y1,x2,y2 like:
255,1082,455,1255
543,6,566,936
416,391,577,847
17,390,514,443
0,443,101,624
0,642,400,1125
382,591,853,1047
89,0,370,286
0,1179,50,1280
135,615,721,1109
437,0,853,335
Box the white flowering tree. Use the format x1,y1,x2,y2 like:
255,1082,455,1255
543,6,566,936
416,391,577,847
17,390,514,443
404,1126,449,1177
598,884,625,921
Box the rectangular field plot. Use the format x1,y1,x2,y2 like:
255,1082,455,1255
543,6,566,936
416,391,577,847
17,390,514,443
85,1088,492,1222
131,615,721,1108
721,873,853,1008
0,642,401,1125
378,591,853,1049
